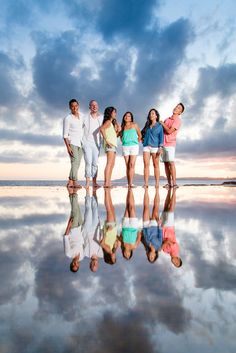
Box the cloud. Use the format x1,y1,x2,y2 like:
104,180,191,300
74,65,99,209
0,213,65,229
178,131,236,157
0,51,23,107
32,31,80,108
195,63,236,99
96,0,158,40
0,129,61,146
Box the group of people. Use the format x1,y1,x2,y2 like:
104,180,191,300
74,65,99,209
63,99,185,188
63,187,181,273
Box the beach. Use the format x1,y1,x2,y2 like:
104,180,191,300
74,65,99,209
0,185,235,353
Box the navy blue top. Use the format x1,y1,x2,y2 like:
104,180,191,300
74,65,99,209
143,122,164,148
143,226,163,251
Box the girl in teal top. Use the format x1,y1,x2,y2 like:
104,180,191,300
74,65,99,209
120,112,142,188
119,188,142,260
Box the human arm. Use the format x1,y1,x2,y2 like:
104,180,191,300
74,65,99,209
156,125,164,156
135,231,142,248
160,121,177,135
134,123,142,142
100,120,113,147
64,217,73,235
64,138,73,157
63,116,74,156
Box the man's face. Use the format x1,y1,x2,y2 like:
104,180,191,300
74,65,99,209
72,258,80,271
90,101,99,114
173,104,183,115
70,102,79,115
90,258,99,272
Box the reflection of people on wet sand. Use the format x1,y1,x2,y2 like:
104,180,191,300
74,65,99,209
83,189,103,272
63,190,84,272
161,188,182,268
142,188,162,263
119,188,142,260
100,188,119,265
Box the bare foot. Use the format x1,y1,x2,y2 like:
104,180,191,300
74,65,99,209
103,184,112,188
73,181,82,189
93,183,101,189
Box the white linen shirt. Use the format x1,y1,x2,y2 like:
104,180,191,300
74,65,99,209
83,113,103,147
63,113,84,147
63,226,84,260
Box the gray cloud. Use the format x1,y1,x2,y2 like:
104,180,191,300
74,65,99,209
178,131,236,157
32,31,79,108
96,0,158,41
0,213,65,229
0,129,61,146
0,51,23,106
30,2,193,120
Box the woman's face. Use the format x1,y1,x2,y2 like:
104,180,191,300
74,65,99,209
149,110,157,122
111,109,117,120
124,113,132,122
148,252,156,263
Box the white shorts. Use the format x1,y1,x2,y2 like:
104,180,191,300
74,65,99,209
161,212,174,226
122,145,139,156
143,220,158,227
122,217,139,228
162,146,175,162
143,146,159,154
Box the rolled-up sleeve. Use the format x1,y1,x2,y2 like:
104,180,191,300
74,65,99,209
63,116,70,139
159,126,164,147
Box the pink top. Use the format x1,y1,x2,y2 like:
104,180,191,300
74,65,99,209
164,116,181,147
162,227,179,257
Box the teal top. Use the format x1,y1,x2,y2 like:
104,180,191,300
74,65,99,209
122,227,138,244
122,128,138,146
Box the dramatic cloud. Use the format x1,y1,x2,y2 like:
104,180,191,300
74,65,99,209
0,129,61,146
0,51,23,106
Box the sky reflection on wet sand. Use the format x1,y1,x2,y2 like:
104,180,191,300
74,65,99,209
0,186,235,353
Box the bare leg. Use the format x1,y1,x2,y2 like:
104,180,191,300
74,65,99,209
151,153,160,187
163,188,172,211
127,188,136,217
85,177,90,189
143,152,150,187
124,155,129,185
92,173,100,188
169,188,176,211
104,188,115,222
164,162,172,186
128,155,137,187
104,152,116,187
170,162,176,186
143,188,150,222
151,189,160,220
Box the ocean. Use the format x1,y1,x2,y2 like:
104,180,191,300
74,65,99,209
0,178,235,187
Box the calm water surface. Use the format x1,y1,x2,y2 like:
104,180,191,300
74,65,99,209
0,186,235,353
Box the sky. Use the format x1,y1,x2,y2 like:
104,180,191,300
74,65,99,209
0,0,236,180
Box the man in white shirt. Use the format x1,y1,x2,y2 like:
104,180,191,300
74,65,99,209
83,100,103,189
63,192,84,272
82,189,103,272
63,99,84,188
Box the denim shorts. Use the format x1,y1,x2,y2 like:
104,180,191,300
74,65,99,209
105,145,117,153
